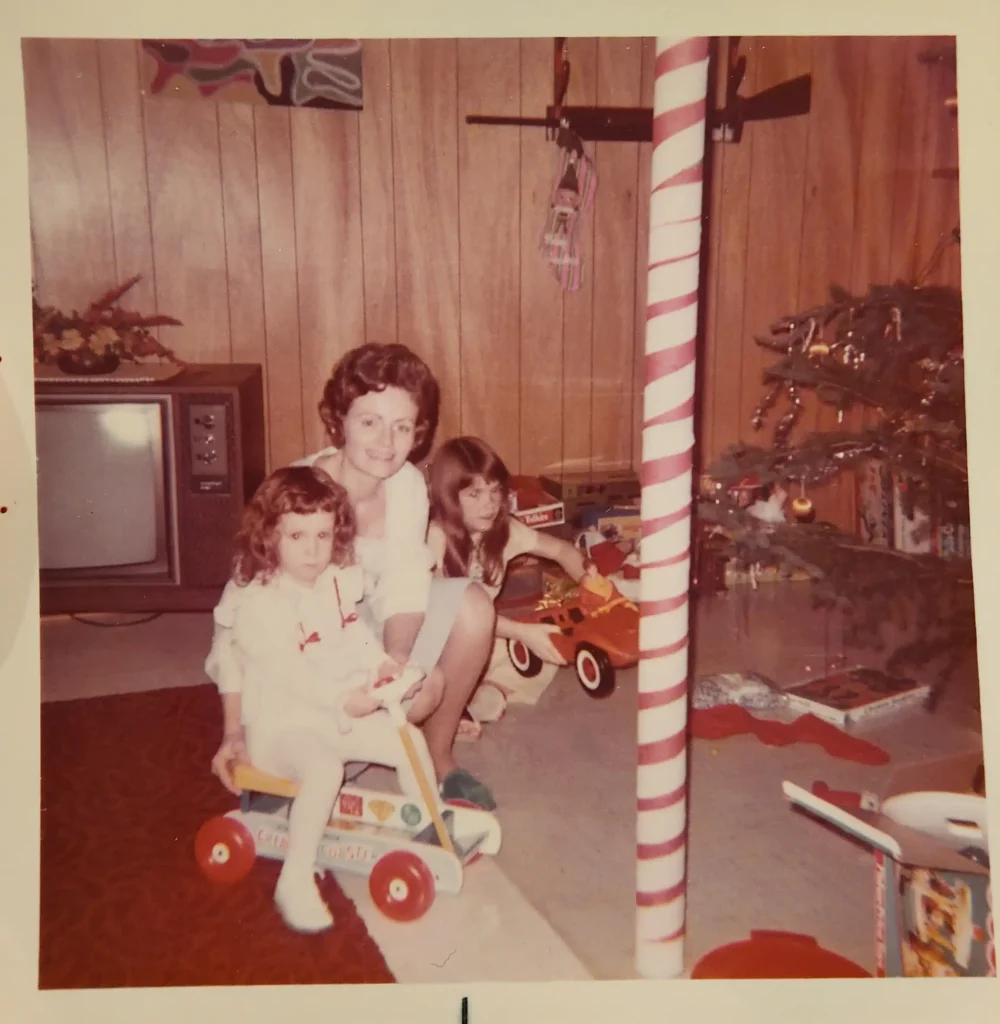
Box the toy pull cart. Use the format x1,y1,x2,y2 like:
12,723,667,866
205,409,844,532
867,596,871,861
194,671,502,922
506,573,639,699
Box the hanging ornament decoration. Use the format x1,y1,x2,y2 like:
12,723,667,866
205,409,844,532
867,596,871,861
773,383,804,448
791,481,815,523
751,379,783,431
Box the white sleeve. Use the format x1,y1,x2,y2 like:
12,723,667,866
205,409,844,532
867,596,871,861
369,466,433,622
205,579,247,693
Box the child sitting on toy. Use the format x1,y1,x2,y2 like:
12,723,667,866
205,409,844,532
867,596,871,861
207,465,429,934
426,437,598,676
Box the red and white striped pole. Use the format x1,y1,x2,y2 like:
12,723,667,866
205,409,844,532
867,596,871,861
636,36,709,980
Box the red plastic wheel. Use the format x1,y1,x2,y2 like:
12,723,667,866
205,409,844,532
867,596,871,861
507,638,543,677
194,815,257,884
368,849,436,922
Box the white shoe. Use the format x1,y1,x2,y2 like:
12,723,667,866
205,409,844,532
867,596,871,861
275,867,334,933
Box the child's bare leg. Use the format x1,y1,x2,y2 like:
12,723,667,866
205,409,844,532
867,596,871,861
263,730,345,933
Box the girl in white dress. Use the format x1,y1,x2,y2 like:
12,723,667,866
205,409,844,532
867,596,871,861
426,437,598,669
212,464,433,933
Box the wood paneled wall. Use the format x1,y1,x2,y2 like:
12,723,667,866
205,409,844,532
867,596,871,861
23,37,959,528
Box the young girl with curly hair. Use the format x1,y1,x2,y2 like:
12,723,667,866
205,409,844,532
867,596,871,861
210,464,430,933
426,437,597,670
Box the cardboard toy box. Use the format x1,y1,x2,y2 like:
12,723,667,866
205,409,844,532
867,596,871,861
539,470,640,527
783,753,994,978
508,475,565,530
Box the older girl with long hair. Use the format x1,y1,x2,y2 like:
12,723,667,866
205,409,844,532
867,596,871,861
426,437,596,668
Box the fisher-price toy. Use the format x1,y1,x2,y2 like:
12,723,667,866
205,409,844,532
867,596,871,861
194,666,501,922
506,572,638,698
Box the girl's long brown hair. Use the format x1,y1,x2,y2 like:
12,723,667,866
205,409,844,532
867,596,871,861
233,466,356,585
427,437,511,588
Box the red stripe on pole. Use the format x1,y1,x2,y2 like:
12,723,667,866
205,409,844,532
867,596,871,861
640,636,689,661
637,831,687,860
642,548,690,570
641,508,689,537
638,730,686,766
644,339,696,378
648,248,701,271
646,292,698,322
637,784,686,812
636,879,686,908
637,680,688,710
654,38,710,77
642,448,693,487
640,593,687,617
652,926,687,944
653,100,706,147
652,161,704,191
645,397,695,427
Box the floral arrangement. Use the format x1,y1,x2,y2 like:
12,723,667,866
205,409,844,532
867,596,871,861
33,275,183,372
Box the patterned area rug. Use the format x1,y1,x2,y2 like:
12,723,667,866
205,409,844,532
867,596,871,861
40,684,394,988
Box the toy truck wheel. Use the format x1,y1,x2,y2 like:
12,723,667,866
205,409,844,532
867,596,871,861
369,849,436,922
574,643,615,699
194,815,256,884
507,638,544,678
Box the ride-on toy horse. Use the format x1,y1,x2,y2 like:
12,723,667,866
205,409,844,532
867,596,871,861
194,667,502,922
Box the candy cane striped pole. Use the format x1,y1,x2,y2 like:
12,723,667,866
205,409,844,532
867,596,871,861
636,36,710,980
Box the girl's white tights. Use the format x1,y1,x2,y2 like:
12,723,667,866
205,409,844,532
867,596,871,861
247,710,436,933
247,725,344,932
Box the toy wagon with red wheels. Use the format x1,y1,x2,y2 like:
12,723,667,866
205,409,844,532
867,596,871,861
506,573,638,699
194,763,502,923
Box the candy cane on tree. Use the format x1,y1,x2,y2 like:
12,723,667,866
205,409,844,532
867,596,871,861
636,36,709,980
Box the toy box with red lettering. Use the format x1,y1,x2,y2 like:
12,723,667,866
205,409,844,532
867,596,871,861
782,753,994,977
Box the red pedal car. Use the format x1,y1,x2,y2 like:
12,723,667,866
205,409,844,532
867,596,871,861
506,575,638,698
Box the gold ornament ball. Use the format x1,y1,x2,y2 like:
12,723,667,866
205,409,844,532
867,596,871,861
791,496,815,522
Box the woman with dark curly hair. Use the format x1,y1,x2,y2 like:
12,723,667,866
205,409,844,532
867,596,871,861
207,343,498,811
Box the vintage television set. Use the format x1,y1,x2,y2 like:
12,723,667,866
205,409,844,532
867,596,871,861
35,364,266,615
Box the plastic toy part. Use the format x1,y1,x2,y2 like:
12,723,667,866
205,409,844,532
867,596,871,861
368,849,437,922
691,930,871,979
575,642,615,698
507,638,544,677
194,815,257,884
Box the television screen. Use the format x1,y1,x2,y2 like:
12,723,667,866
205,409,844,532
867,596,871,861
36,400,171,578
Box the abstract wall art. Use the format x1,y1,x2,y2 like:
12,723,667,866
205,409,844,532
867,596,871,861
140,39,363,110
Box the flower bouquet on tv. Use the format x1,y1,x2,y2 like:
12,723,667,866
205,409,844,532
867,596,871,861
33,275,183,375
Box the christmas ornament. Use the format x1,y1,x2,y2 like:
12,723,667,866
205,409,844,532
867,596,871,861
791,495,815,522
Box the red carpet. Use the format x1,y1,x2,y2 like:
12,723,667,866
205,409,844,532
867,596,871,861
691,705,891,766
40,684,394,988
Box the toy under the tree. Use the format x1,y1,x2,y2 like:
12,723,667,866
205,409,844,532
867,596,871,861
699,280,973,699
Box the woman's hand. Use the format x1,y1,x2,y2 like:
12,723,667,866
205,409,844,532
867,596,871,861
211,727,249,796
514,621,569,665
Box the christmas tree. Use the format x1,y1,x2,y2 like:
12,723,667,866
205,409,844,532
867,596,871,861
698,274,972,704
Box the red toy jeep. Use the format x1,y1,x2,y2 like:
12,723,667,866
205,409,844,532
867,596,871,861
506,575,638,698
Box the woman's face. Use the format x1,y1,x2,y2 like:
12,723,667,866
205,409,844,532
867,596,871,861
340,386,419,480
458,474,503,535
